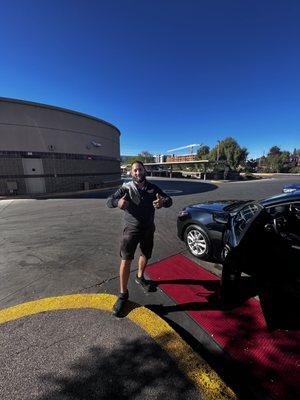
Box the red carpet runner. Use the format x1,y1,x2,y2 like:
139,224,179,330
146,254,299,400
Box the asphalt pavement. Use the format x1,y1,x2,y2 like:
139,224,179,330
1,175,300,399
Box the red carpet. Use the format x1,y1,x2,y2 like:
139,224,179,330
146,254,300,400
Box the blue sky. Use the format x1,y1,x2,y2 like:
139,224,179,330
0,0,299,158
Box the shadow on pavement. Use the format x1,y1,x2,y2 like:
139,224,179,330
20,179,218,200
152,274,299,331
259,282,300,331
148,277,258,315
222,278,300,331
160,318,260,400
36,334,201,400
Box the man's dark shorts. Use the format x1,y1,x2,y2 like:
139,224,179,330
120,225,155,260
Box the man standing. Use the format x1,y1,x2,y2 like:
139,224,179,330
106,160,172,317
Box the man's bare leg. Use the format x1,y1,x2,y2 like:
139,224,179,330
135,255,152,291
120,259,132,293
113,259,131,317
137,255,147,278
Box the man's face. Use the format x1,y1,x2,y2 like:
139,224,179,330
131,163,146,183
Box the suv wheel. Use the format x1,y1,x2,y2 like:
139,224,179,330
184,225,211,259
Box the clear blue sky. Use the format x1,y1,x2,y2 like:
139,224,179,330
0,0,299,158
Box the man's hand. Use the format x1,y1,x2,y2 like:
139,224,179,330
153,193,163,209
118,194,129,210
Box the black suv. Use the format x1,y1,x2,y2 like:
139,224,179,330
177,191,300,314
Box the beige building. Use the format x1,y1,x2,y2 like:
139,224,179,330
0,97,121,195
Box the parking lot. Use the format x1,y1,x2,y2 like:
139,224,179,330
1,175,299,399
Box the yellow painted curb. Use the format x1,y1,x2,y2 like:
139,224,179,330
0,294,236,400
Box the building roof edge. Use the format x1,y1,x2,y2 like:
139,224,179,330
0,97,121,136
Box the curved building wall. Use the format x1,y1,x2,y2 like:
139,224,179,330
0,98,121,195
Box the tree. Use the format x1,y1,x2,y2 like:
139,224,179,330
196,145,210,160
244,159,258,173
265,146,291,172
291,148,300,167
268,146,281,157
279,151,291,172
137,151,154,163
126,156,139,165
209,137,248,170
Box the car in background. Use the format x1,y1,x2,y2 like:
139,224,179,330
282,183,300,193
177,191,300,305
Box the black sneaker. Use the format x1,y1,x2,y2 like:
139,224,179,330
112,291,129,317
135,275,151,292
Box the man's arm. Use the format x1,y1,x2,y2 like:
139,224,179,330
106,187,128,208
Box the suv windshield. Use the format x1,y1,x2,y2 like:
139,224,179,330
223,200,252,212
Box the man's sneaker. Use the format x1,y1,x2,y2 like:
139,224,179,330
112,291,129,317
135,275,151,292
